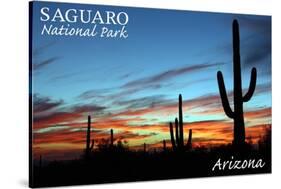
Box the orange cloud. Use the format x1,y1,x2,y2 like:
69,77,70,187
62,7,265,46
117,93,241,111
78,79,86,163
33,112,83,129
245,107,271,119
32,90,271,160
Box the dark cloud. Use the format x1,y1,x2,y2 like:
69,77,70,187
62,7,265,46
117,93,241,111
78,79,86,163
33,93,107,128
122,63,224,89
201,70,271,114
49,72,78,82
101,63,224,100
32,41,60,72
207,17,271,74
32,41,57,56
186,82,271,114
230,17,271,70
118,71,137,80
77,63,222,102
33,94,64,114
71,104,106,114
114,95,171,109
240,16,271,69
108,83,169,102
77,83,170,102
115,131,158,141
77,88,116,100
237,16,271,34
33,111,82,128
32,57,60,71
243,35,271,68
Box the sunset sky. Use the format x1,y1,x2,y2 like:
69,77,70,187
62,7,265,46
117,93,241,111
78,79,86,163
31,2,271,160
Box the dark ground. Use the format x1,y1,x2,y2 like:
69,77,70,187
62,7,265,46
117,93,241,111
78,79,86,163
30,141,271,188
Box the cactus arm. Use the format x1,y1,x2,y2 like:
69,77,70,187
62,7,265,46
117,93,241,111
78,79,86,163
169,122,176,149
217,71,235,119
243,67,257,102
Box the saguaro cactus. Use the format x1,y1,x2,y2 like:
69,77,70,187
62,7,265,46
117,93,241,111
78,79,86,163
175,118,180,146
178,94,184,148
169,122,176,150
163,140,167,151
169,94,191,151
217,20,257,146
110,129,114,146
85,115,93,156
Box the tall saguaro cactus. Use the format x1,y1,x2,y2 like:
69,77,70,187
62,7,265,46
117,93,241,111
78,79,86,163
217,19,257,146
110,129,114,146
178,94,184,148
85,115,94,157
169,94,192,151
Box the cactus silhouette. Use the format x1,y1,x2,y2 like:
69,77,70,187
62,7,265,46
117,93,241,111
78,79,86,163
163,140,167,151
143,143,146,152
169,122,176,150
85,115,93,157
110,129,114,146
178,94,184,148
175,118,180,146
217,19,257,146
169,94,192,151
